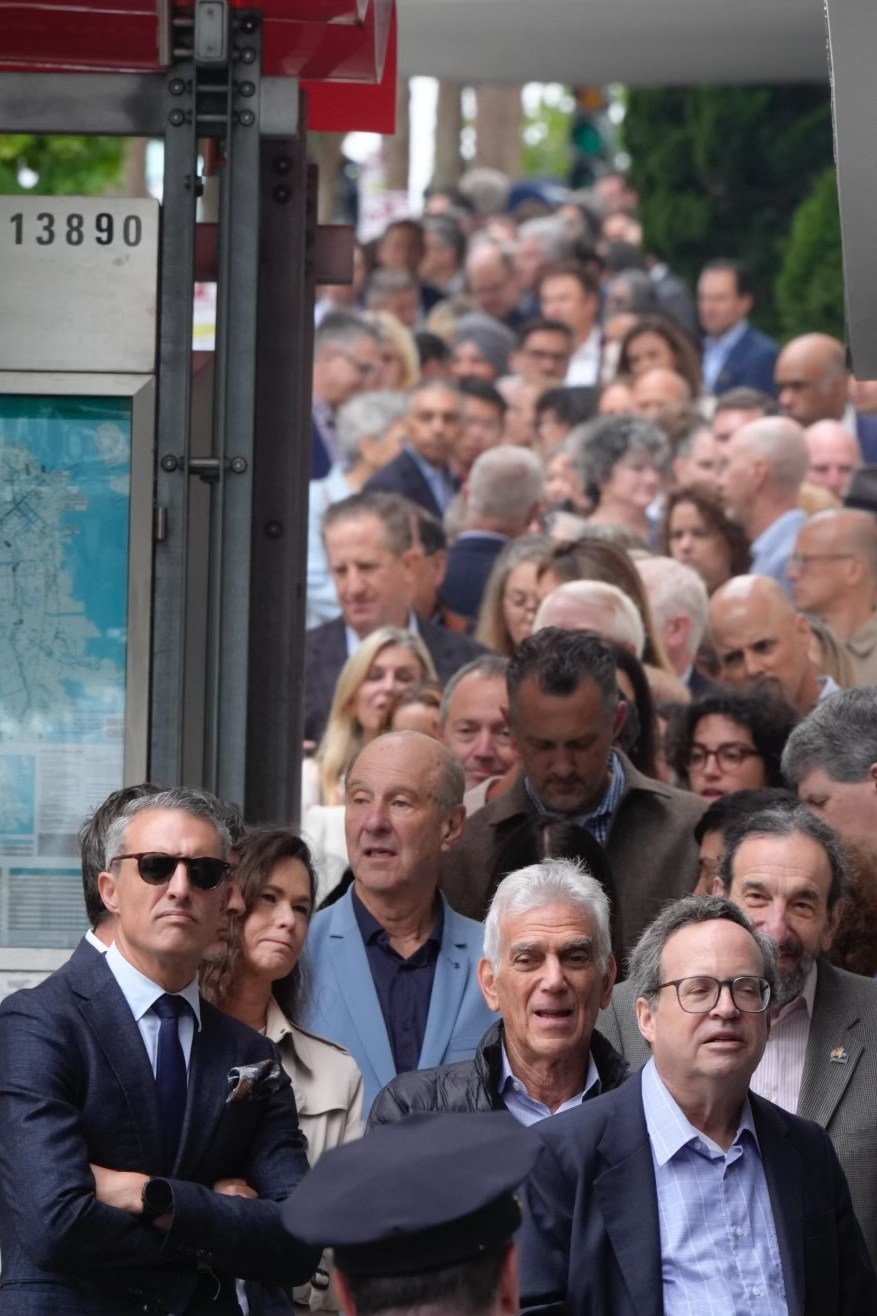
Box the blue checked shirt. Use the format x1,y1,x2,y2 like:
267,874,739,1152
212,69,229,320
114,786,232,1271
523,750,625,847
641,1058,788,1316
498,1042,600,1127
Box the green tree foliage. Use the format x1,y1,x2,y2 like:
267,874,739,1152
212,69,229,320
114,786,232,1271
623,86,834,334
776,167,844,340
521,85,574,180
0,135,125,195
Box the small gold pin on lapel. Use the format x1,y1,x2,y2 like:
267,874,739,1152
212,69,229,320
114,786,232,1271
829,1046,849,1064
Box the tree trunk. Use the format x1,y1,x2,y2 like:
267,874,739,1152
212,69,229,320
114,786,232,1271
475,85,523,177
432,81,463,191
382,75,410,192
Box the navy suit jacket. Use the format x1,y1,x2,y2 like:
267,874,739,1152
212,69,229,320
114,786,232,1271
518,1070,875,1315
855,412,877,465
303,615,486,744
0,946,317,1315
362,449,458,519
442,533,507,621
712,323,779,397
303,889,496,1114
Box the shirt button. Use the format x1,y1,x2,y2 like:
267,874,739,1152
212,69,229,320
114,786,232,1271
751,1287,762,1297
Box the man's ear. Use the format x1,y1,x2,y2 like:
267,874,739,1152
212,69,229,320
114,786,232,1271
612,698,628,741
478,956,501,1012
97,869,121,917
600,955,618,1009
440,804,467,852
636,994,657,1046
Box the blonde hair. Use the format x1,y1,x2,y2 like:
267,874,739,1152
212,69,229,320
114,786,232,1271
316,627,436,803
367,310,420,391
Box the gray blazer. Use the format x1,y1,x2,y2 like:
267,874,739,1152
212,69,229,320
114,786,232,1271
598,959,877,1266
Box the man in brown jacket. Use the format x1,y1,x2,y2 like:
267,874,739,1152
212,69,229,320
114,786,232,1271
440,629,705,962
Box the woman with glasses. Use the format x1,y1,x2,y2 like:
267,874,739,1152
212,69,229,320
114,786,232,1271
669,687,799,800
200,828,363,1313
475,534,549,657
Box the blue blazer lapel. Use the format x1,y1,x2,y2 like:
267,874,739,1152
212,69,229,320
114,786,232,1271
326,894,396,1092
752,1096,804,1316
593,1077,663,1316
418,902,474,1069
73,959,165,1171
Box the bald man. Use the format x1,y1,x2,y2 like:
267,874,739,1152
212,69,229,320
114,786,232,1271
630,367,692,419
805,420,862,500
788,509,877,684
776,333,877,462
709,574,837,715
717,416,809,590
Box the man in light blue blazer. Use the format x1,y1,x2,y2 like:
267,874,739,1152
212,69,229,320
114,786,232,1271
304,731,496,1113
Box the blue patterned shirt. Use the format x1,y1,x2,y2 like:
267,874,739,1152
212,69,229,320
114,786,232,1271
523,750,625,847
641,1058,788,1316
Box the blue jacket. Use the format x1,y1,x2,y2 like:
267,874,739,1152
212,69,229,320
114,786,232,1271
303,888,496,1113
711,323,779,397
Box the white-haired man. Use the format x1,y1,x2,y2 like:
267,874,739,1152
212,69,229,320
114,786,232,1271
533,581,645,658
442,445,544,623
718,415,809,591
637,555,715,696
369,857,626,1125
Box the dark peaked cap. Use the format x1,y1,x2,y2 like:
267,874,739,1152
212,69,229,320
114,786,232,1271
281,1112,541,1278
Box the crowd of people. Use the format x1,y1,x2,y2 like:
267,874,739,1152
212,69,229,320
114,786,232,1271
4,169,877,1314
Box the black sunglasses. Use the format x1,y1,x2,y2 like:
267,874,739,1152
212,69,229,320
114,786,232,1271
110,852,229,891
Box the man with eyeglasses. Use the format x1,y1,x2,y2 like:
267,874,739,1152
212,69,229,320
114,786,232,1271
311,311,382,478
788,508,877,685
518,893,875,1313
599,804,877,1267
0,786,318,1315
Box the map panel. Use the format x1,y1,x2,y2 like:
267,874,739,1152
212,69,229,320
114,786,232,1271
0,396,131,947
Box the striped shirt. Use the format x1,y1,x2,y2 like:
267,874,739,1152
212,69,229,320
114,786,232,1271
642,1058,788,1316
750,962,817,1112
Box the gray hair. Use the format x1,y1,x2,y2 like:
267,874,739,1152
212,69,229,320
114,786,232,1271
627,894,777,1005
782,687,877,787
314,310,379,356
516,216,573,262
335,391,409,467
717,804,849,911
439,655,509,727
483,858,612,973
103,787,233,870
637,555,709,655
533,580,646,658
467,446,544,531
572,414,670,492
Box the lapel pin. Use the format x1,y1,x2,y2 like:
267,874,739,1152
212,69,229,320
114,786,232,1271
829,1047,849,1064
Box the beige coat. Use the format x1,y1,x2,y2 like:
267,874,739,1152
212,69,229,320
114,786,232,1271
265,999,364,1311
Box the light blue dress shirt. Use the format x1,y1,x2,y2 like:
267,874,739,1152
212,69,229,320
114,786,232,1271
105,941,201,1076
750,508,808,595
404,442,457,514
703,319,749,393
499,1042,600,1126
641,1057,788,1316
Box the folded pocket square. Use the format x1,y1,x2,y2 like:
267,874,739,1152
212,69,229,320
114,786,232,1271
226,1059,284,1103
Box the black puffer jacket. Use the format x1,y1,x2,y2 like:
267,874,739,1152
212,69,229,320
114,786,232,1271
368,1020,628,1126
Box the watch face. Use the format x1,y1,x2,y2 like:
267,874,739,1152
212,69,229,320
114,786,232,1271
143,1177,174,1218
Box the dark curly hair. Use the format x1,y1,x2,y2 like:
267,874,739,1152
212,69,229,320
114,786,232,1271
670,687,800,790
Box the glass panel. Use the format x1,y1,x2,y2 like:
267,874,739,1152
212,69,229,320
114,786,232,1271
0,394,131,947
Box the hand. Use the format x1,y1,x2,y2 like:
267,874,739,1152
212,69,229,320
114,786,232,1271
213,1177,258,1199
90,1164,149,1215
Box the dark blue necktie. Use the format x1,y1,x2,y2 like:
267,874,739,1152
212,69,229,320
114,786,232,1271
152,993,190,1163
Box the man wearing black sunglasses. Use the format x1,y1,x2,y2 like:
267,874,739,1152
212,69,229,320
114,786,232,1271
0,786,318,1315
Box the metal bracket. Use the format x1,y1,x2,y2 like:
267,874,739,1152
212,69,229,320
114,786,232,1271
159,454,248,481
